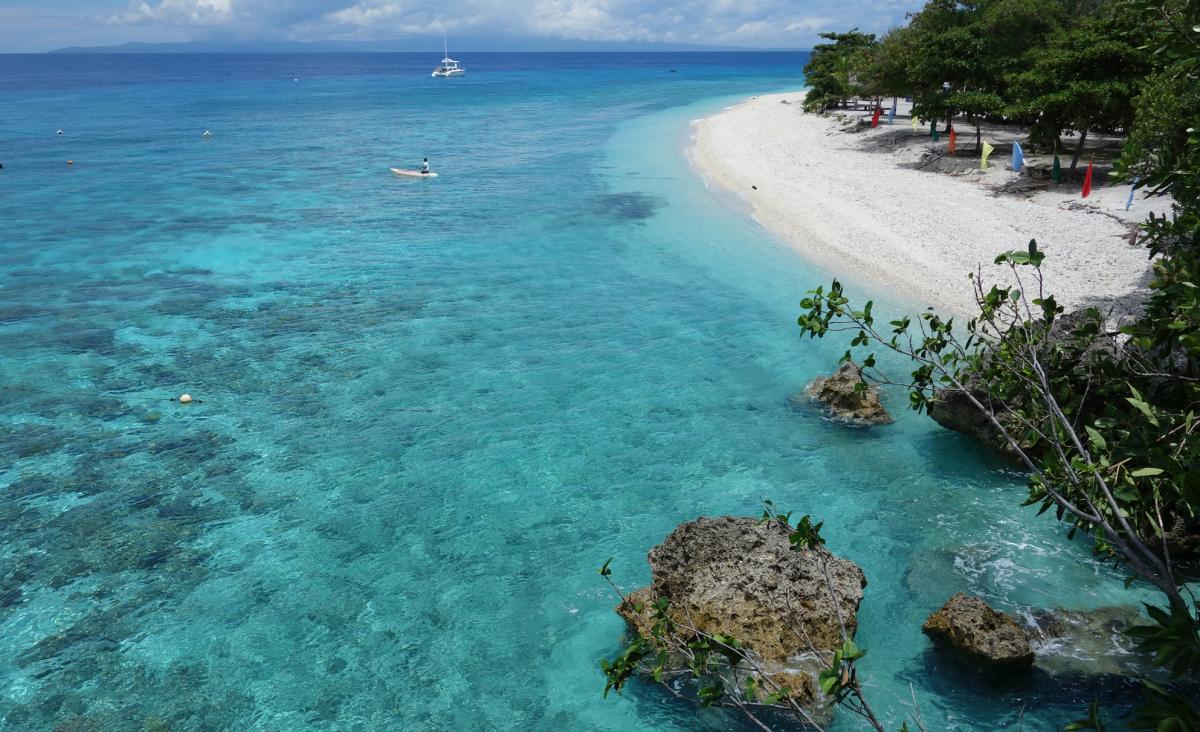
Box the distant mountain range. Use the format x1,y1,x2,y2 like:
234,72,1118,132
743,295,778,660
47,38,805,54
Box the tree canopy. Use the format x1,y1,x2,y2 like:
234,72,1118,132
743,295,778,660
832,0,1152,164
801,30,878,111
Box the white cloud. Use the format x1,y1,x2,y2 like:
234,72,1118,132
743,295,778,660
107,0,234,25
527,0,647,41
46,0,924,49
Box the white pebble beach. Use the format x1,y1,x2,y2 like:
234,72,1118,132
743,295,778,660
690,91,1167,319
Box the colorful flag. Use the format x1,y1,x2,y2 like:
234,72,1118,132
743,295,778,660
888,106,895,126
911,115,919,130
1012,142,1025,173
1081,159,1094,198
1126,177,1140,210
1051,154,1062,183
980,141,995,170
948,127,957,154
871,106,881,128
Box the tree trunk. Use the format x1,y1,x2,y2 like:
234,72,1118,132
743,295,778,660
1070,126,1089,170
975,118,982,152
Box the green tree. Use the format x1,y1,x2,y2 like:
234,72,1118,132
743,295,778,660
1008,9,1148,166
897,0,1063,131
802,30,878,112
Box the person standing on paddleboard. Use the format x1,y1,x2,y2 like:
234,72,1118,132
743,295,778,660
421,158,430,175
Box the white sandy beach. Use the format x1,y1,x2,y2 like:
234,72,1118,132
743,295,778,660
691,92,1164,318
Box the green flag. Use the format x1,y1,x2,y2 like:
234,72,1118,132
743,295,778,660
932,126,939,142
1052,154,1061,183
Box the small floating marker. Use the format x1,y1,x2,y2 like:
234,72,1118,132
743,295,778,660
202,130,213,140
57,129,64,136
179,393,193,404
293,77,299,82
67,160,74,166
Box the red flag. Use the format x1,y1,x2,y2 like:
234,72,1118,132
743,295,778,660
871,106,881,128
948,127,957,154
1081,160,1094,198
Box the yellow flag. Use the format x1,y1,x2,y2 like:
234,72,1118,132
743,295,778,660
981,141,995,170
911,115,919,130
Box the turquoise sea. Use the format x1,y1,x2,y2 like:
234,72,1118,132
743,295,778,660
0,53,1158,730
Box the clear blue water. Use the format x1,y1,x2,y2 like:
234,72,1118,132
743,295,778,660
0,53,1157,731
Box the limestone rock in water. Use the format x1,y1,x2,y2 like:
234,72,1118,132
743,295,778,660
927,385,1023,458
1026,606,1145,677
617,516,867,706
1165,518,1200,558
923,593,1034,668
803,360,893,425
927,310,1126,458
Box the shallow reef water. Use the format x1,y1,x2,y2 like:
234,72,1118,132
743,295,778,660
0,52,1166,730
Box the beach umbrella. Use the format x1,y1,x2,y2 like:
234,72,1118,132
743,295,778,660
1012,141,1025,173
1082,159,1094,198
980,141,995,170
948,127,957,154
1126,177,1139,210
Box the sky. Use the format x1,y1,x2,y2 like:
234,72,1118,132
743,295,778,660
0,0,922,53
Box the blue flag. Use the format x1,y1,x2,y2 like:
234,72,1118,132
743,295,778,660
1126,177,1140,211
1012,141,1025,173
888,106,895,126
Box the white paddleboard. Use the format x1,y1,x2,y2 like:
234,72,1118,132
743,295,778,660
391,168,438,178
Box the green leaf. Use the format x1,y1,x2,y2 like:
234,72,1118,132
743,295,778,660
1126,397,1160,426
1130,467,1164,477
842,638,862,659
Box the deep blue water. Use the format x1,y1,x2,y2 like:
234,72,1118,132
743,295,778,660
0,52,1156,730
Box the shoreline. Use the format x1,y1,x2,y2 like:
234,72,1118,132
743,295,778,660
689,91,1161,320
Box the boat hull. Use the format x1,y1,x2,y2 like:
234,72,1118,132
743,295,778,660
391,168,438,178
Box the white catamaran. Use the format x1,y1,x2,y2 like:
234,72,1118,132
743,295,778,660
431,34,465,78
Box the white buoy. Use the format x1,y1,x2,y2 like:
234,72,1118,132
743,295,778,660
56,129,64,136
179,394,193,404
202,130,213,139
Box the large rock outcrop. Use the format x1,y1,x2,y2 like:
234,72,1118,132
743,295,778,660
618,516,867,706
926,310,1126,458
927,384,1023,457
923,593,1034,668
803,360,893,425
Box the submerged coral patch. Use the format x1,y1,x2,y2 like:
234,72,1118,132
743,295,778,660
590,192,665,221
